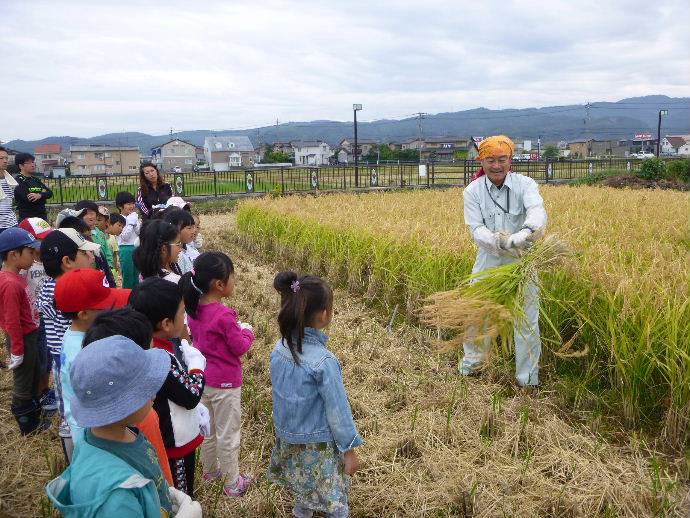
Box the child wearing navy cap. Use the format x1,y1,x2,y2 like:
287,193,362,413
0,227,45,434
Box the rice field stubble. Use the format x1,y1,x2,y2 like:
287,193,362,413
1,209,689,516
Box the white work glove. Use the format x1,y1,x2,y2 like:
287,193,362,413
505,228,533,250
471,226,502,256
125,212,139,226
8,354,24,370
196,402,211,437
239,321,253,332
168,486,203,517
180,339,206,372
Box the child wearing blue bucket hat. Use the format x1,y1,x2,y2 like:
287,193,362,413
45,335,202,518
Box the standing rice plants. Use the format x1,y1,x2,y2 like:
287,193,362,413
236,186,690,439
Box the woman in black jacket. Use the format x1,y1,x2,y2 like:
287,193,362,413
135,162,172,219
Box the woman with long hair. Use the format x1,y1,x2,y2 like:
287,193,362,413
136,162,173,219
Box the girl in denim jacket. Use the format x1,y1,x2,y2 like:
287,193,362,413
269,271,363,518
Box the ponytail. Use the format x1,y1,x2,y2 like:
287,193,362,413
180,251,234,319
273,271,333,364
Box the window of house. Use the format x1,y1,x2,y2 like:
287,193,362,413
77,154,85,160
129,165,137,171
228,142,235,149
215,142,222,150
185,159,193,165
95,164,105,171
104,152,111,158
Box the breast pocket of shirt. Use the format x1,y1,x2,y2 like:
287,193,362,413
505,207,526,233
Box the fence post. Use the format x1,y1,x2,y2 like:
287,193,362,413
58,177,64,206
544,160,549,183
431,162,435,186
399,163,404,188
213,170,218,198
463,160,468,186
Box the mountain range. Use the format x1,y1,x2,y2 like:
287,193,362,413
5,95,689,154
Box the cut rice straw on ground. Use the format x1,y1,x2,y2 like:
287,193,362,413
421,234,572,351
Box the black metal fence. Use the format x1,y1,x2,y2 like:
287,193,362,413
44,158,654,206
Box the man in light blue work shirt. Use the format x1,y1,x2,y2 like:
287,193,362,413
461,135,547,386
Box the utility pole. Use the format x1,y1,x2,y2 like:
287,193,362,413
414,112,427,163
656,109,668,157
353,104,362,187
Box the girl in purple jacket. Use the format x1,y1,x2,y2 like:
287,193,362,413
180,252,255,497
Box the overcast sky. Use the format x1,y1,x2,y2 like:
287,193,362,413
2,0,689,141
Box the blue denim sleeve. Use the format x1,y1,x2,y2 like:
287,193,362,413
315,356,363,453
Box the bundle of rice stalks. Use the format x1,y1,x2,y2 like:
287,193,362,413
421,234,572,351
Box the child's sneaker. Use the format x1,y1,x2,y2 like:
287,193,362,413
223,474,252,497
202,470,222,482
41,389,58,412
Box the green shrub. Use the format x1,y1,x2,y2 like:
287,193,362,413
637,158,667,181
666,159,690,182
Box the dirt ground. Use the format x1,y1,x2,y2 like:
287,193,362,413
0,213,688,517
602,174,690,191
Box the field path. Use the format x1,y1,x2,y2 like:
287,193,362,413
0,212,687,517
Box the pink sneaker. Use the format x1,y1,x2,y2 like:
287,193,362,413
202,470,222,482
223,474,252,497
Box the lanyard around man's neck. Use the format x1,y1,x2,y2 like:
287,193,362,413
484,176,509,214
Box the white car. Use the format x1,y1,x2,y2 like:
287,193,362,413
632,152,655,159
173,166,182,173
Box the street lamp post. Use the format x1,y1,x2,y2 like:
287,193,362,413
353,104,362,187
656,109,668,157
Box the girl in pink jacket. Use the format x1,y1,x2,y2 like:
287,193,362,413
180,251,255,497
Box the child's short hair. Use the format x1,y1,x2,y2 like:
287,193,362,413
58,216,90,234
74,200,99,215
273,271,333,364
82,307,153,350
129,277,182,330
115,191,135,208
163,208,195,231
180,252,234,318
133,220,179,279
109,213,126,226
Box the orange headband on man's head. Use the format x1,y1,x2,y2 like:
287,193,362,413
478,135,515,160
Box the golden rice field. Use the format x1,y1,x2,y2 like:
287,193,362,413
236,186,690,441
2,210,690,517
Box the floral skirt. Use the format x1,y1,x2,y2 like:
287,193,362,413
268,439,349,515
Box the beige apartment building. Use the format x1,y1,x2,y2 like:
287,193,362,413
70,146,140,175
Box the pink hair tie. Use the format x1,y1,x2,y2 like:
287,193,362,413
290,280,300,293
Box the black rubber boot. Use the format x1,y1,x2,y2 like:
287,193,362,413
11,400,43,435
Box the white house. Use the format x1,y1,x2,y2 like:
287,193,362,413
678,141,690,157
292,141,333,166
661,135,690,155
203,136,255,171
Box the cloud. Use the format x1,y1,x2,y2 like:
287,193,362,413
1,0,688,140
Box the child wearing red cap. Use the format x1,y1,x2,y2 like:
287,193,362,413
54,268,131,461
